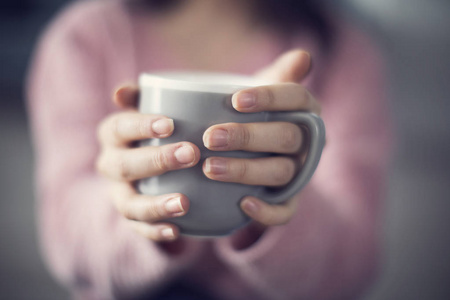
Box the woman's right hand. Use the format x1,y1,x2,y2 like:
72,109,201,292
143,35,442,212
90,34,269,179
96,85,201,241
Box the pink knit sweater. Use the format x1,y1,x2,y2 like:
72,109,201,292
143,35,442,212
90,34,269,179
27,1,391,299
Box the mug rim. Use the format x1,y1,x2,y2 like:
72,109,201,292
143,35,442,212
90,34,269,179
139,71,272,94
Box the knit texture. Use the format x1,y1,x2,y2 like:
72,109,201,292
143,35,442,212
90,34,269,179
27,1,391,299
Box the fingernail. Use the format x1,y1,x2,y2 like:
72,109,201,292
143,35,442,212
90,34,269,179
207,129,228,147
161,227,175,239
152,119,174,136
235,92,256,108
242,199,260,214
114,86,136,104
205,158,227,175
174,146,195,164
165,197,184,215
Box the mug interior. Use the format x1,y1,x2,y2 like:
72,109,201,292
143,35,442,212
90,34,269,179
139,71,273,94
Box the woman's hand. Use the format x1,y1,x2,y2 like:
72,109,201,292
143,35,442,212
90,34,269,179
96,86,201,241
203,49,321,228
96,49,319,242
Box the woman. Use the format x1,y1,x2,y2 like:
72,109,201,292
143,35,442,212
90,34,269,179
27,0,391,299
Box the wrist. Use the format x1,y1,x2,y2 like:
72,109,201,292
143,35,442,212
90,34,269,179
229,221,267,250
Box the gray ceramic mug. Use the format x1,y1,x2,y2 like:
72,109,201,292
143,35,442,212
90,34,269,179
138,72,325,237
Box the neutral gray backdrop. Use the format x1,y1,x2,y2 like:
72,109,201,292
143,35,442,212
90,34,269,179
0,0,449,299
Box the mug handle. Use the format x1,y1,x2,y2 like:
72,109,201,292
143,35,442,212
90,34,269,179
257,112,326,204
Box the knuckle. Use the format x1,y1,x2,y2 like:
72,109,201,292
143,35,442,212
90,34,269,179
236,160,249,181
146,232,161,241
279,124,301,152
152,150,170,172
276,216,290,226
138,228,155,240
276,209,292,225
262,86,276,107
137,118,150,139
118,201,134,220
301,87,314,111
271,159,295,186
116,155,132,181
260,207,289,226
260,209,278,226
297,86,308,105
233,124,252,149
147,202,166,221
121,206,134,220
136,224,158,240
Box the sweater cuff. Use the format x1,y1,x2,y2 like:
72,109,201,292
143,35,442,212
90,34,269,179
213,218,286,266
212,186,321,267
107,214,206,298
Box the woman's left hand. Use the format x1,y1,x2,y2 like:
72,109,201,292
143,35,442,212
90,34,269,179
202,49,321,227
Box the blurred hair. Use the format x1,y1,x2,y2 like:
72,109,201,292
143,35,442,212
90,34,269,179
125,0,334,51
254,0,334,50
126,0,181,13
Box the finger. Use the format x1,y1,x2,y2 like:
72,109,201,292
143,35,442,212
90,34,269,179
240,196,297,226
111,183,189,222
127,220,180,241
98,112,174,147
203,156,296,186
97,142,200,181
113,84,139,108
232,82,321,114
203,122,302,154
255,49,311,83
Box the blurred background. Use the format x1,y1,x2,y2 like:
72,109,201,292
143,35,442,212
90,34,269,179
1,0,449,299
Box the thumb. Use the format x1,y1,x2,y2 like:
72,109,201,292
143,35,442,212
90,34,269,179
256,49,311,83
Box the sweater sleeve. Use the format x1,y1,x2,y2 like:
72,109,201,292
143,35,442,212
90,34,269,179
26,3,203,299
213,28,392,300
